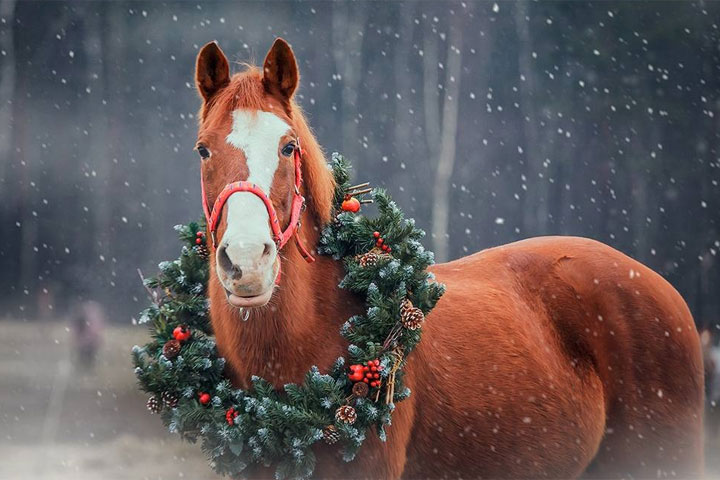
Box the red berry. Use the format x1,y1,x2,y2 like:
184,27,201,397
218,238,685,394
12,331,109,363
373,232,380,238
363,378,369,383
363,365,369,372
199,393,211,405
371,366,378,372
195,238,202,245
341,197,361,213
377,238,383,245
226,408,237,426
373,360,380,366
386,247,392,253
173,325,191,342
373,373,380,379
348,364,365,382
196,231,203,237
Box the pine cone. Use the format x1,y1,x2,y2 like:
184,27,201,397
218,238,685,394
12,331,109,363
323,425,341,445
400,298,413,316
400,299,424,330
162,339,182,359
356,248,389,267
146,395,162,414
161,391,179,408
193,244,209,260
352,381,369,398
358,251,380,267
335,405,357,425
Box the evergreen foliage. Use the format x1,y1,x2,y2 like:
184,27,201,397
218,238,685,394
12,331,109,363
133,153,444,478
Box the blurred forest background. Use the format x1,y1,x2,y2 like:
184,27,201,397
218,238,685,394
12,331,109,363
0,1,719,478
0,1,718,327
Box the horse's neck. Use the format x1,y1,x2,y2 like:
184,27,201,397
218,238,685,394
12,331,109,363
221,239,356,387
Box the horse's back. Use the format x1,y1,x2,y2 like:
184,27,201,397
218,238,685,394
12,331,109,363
406,236,703,478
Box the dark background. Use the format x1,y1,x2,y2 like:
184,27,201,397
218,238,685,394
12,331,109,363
0,1,718,328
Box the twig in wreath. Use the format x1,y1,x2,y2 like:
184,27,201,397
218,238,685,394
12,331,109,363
385,348,404,405
137,268,161,306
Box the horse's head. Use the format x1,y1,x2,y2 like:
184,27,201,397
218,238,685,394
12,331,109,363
194,39,304,309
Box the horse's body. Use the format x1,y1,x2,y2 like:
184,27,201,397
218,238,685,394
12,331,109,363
195,39,704,478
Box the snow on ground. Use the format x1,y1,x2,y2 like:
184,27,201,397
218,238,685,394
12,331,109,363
0,320,218,480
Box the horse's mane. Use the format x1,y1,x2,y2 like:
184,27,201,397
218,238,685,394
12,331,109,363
201,67,334,226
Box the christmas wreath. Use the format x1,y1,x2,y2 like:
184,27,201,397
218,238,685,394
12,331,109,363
132,153,445,478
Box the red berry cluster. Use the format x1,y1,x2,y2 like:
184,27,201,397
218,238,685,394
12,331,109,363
226,407,239,426
195,231,205,245
199,392,211,405
348,359,383,388
373,231,391,253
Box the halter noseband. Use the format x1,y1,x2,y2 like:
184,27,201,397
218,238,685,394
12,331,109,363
200,140,315,264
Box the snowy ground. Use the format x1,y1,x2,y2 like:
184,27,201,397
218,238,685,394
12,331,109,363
0,320,218,480
1,319,718,479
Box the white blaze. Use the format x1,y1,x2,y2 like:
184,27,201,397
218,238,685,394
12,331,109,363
221,110,289,278
226,109,289,193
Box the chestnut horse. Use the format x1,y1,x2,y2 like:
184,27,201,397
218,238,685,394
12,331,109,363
194,38,704,478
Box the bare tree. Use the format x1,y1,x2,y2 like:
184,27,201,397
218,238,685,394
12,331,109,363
331,2,367,161
425,18,463,263
81,6,111,262
392,2,417,163
0,0,16,182
515,0,549,236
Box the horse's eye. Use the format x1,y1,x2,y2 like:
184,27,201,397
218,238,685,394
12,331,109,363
281,143,295,157
197,145,211,159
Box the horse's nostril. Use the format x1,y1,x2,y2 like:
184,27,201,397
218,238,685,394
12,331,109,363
262,242,273,258
218,245,242,279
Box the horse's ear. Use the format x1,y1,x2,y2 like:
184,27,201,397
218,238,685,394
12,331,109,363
262,38,299,102
195,41,230,102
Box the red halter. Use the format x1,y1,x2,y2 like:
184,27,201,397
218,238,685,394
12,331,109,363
200,141,315,263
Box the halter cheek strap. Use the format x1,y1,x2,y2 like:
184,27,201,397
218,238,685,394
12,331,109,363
200,142,315,264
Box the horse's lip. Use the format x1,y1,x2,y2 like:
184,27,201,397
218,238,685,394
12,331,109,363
225,288,273,308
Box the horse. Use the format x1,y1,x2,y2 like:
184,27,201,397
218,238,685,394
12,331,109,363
193,38,704,478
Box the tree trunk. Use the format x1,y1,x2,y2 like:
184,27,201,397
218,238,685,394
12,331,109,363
393,2,416,164
0,0,16,184
430,23,462,263
422,25,441,163
514,0,548,236
331,2,367,161
80,6,110,267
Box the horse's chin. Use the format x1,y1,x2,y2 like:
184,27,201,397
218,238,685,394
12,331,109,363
219,259,279,310
225,287,274,308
